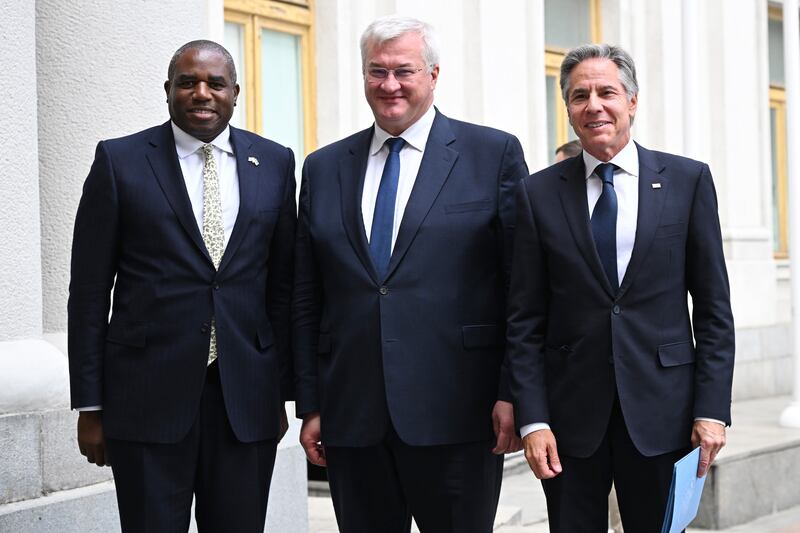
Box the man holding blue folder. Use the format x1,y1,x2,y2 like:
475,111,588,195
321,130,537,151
507,44,735,531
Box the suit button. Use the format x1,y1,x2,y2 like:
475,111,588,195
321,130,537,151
213,284,220,290
201,324,209,334
379,286,388,295
612,305,620,315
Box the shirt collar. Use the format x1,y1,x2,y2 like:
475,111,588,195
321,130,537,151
370,105,436,156
171,121,234,159
582,139,639,180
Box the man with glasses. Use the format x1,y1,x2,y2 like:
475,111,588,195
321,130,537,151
293,14,528,533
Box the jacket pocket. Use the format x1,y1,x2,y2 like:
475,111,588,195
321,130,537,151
257,323,274,350
106,321,146,347
544,344,573,354
658,341,695,367
317,333,332,354
462,324,502,349
445,199,492,214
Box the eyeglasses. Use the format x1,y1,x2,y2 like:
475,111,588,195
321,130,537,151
366,67,426,82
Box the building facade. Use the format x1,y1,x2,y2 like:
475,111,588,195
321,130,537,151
1,0,798,530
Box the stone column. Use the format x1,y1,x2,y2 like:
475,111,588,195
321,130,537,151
780,0,800,428
523,0,549,171
0,2,304,531
36,0,213,342
0,2,78,524
681,0,700,159
699,0,777,331
0,0,69,420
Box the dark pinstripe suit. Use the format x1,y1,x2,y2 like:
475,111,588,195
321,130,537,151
68,121,296,531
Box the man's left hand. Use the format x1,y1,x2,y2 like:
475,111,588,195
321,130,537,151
691,420,726,477
492,400,522,454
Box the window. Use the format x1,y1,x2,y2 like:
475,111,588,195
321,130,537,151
544,0,601,163
768,4,789,257
770,89,788,257
224,0,317,161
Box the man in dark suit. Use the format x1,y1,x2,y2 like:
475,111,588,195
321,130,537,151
507,44,735,532
68,40,295,532
293,15,528,533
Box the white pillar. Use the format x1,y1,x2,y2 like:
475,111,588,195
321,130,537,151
780,0,800,428
0,0,68,415
524,0,549,171
681,0,699,158
36,0,213,342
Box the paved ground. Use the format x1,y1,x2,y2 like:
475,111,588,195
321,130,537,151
308,395,800,532
310,474,800,533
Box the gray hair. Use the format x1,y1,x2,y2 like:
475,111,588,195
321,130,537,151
559,44,638,104
168,40,237,85
360,15,440,73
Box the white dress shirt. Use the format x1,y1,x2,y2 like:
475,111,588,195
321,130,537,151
76,123,240,411
520,139,722,438
584,140,640,285
361,105,436,248
172,122,240,247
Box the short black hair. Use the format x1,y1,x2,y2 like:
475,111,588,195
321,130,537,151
167,40,237,84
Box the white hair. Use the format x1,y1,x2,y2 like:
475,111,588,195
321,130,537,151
359,15,440,73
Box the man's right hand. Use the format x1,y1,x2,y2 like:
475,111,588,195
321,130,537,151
77,411,110,467
523,429,562,479
299,412,326,467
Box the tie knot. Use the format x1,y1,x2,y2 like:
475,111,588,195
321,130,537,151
202,143,214,157
596,163,617,185
385,137,406,154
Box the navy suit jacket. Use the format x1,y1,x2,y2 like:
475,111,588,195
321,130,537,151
68,121,296,444
507,144,735,457
293,110,528,447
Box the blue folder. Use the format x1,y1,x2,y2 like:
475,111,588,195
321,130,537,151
661,447,707,533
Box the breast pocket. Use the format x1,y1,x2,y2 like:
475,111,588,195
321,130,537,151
654,222,687,239
257,207,280,220
445,199,492,214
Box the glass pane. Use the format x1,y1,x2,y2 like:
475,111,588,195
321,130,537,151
546,75,558,164
768,17,785,86
545,0,591,50
261,28,304,160
224,21,247,129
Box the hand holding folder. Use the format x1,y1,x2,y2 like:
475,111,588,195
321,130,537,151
661,447,707,533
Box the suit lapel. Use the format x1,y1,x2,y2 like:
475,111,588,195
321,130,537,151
146,122,211,263
339,128,379,283
385,112,458,279
219,126,258,274
617,144,667,298
558,156,616,297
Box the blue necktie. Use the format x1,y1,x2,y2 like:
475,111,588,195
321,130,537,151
370,137,405,279
591,163,619,291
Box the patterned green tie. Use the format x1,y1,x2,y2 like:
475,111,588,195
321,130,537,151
202,144,225,365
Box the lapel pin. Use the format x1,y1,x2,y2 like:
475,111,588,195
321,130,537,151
248,156,260,166
652,183,662,189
